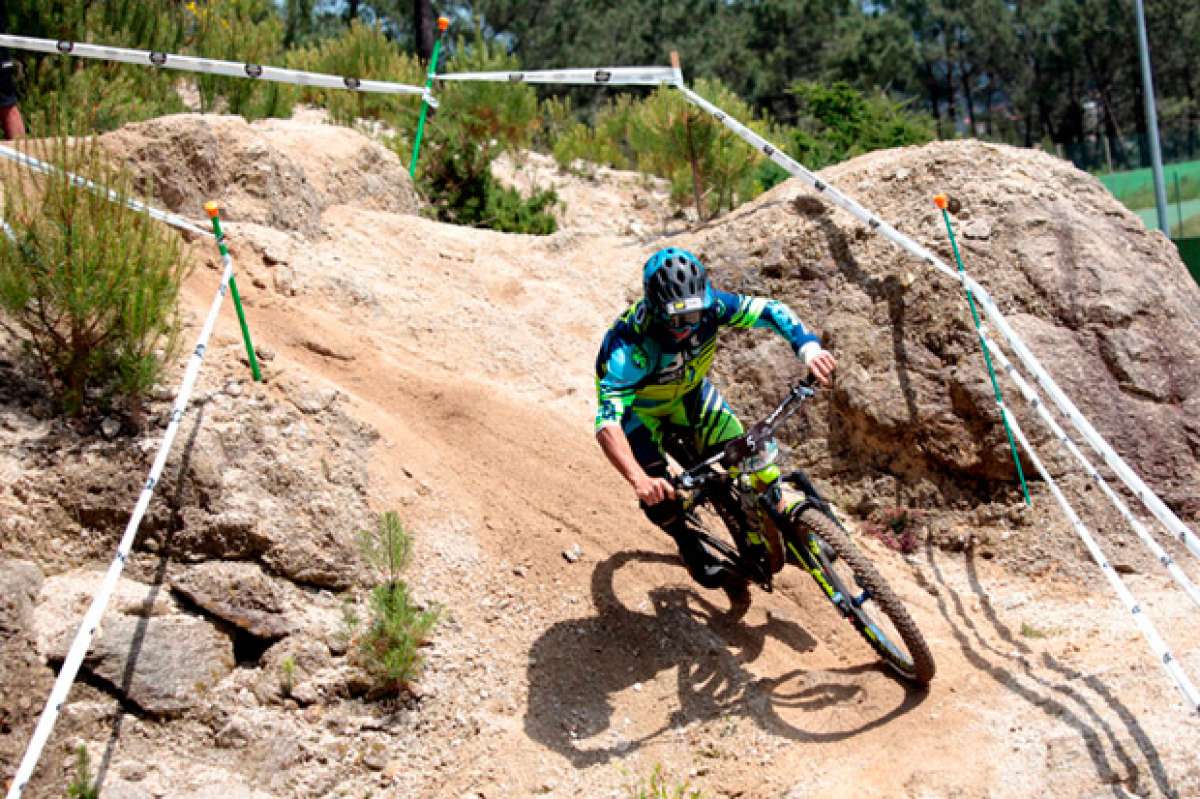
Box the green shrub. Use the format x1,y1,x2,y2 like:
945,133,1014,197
8,0,187,134
348,511,439,695
788,81,935,170
0,135,189,417
408,27,558,234
552,95,637,174
187,0,295,121
550,81,773,220
279,654,297,696
627,765,703,799
632,80,776,220
287,20,424,128
66,745,98,799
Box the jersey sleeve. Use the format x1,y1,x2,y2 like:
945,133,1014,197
713,289,820,355
594,339,650,432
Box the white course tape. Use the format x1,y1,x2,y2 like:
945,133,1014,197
0,34,434,104
4,241,237,799
999,399,1200,712
0,144,212,238
980,328,1200,609
676,84,1200,710
675,84,1200,559
437,66,677,86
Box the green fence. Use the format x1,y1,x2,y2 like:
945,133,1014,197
1100,160,1200,237
1178,237,1200,284
1099,159,1200,200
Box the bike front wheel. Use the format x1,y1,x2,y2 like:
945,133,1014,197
789,508,936,685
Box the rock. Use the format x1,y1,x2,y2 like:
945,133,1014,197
362,739,389,771
562,544,583,563
262,530,358,590
256,637,333,703
101,417,121,438
272,266,297,296
118,760,149,782
0,559,43,636
103,778,155,799
288,384,339,415
699,138,1200,527
301,338,356,362
40,614,234,718
261,246,288,266
170,561,296,640
99,113,419,236
962,219,993,240
254,345,277,362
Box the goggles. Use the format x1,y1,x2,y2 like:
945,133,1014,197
668,310,703,329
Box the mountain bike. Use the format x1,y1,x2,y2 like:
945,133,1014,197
668,379,936,685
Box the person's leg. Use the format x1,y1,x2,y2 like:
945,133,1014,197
0,104,25,140
625,411,730,589
0,52,23,141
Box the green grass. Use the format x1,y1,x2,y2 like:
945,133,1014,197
1019,622,1050,639
1175,215,1200,238
1119,173,1200,211
626,765,704,799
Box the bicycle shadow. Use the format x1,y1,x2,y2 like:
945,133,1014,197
925,543,1176,798
523,549,926,768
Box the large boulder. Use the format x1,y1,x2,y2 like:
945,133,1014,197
100,111,420,235
34,570,235,718
686,140,1200,518
170,561,297,640
0,560,50,766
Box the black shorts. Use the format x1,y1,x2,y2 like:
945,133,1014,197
0,48,19,108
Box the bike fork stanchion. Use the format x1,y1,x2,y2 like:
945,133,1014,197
934,193,1030,506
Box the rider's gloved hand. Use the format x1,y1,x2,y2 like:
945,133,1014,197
634,474,676,505
799,343,837,386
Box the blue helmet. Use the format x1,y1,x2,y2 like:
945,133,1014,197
642,248,712,320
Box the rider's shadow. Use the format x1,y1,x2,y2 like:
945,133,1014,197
524,549,925,768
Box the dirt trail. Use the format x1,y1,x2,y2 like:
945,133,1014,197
4,113,1199,798
173,162,1200,798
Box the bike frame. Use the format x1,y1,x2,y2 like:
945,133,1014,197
671,379,847,594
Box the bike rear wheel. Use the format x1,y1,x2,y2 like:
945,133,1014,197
789,508,936,685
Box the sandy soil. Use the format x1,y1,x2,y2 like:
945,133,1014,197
4,115,1200,799
172,158,1200,797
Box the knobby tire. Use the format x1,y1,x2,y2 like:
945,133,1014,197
793,508,936,685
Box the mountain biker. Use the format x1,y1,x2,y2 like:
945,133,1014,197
594,247,837,603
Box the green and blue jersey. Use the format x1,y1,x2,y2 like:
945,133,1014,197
594,288,819,432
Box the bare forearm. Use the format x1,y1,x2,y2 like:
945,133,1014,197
596,425,647,488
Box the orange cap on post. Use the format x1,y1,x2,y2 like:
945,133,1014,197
204,201,221,218
933,194,949,210
437,16,450,32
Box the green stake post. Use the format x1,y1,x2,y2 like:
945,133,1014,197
205,201,262,382
409,16,450,178
934,193,1031,506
